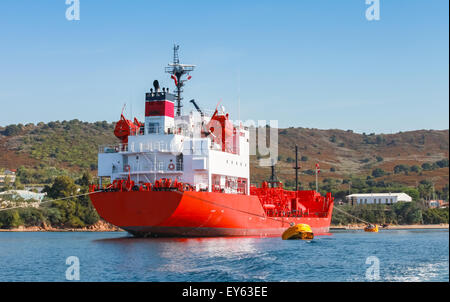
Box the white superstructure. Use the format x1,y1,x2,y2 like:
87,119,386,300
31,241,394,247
98,91,250,195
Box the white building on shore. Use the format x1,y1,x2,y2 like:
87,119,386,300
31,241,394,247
0,190,47,209
346,193,412,205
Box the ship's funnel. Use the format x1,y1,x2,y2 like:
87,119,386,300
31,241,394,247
153,80,160,93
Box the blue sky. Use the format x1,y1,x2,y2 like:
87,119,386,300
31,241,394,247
0,0,448,133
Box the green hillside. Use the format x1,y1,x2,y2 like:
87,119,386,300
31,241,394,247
1,120,116,184
0,120,448,229
1,120,448,197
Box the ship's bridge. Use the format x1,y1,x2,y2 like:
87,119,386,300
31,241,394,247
98,115,250,194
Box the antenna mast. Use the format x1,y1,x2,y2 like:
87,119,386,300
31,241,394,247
165,45,195,116
293,145,300,191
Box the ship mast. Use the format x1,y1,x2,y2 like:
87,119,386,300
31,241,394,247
165,45,195,116
268,159,278,188
293,145,300,191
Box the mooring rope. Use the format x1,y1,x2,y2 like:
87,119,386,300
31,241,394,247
0,191,103,212
333,206,371,225
2,189,370,227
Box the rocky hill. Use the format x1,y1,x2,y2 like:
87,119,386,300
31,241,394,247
0,121,448,191
251,127,449,190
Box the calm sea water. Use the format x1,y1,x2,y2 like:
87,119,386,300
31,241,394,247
0,229,448,282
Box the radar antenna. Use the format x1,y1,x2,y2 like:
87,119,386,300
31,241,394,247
165,44,195,116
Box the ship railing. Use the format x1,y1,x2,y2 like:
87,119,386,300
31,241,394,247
99,144,128,153
113,161,184,175
99,142,186,154
117,168,183,175
128,126,145,136
148,125,192,137
128,141,184,153
168,126,192,136
99,143,209,155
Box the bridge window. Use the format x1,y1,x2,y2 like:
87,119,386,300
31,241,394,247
176,154,184,171
148,123,159,134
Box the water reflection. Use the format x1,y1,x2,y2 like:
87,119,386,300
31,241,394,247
94,236,260,260
93,235,266,278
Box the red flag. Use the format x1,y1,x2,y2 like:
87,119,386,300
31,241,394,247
171,75,178,86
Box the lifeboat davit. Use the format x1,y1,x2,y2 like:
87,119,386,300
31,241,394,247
282,223,314,240
114,114,142,144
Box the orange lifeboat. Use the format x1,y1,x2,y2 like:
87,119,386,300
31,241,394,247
364,224,379,232
114,114,142,145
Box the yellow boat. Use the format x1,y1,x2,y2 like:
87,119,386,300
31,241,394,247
364,224,379,232
282,223,314,240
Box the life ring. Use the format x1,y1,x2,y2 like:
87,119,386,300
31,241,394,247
168,163,175,170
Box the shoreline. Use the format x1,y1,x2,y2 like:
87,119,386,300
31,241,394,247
0,220,124,232
0,228,125,232
330,223,449,230
1,223,448,232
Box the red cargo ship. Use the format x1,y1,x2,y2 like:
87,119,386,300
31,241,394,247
89,46,334,237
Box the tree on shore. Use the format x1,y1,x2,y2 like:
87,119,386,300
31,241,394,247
0,174,99,229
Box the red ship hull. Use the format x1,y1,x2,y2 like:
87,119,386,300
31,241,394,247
90,191,334,237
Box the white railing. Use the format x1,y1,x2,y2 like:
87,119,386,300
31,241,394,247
115,163,184,175
100,140,210,155
129,141,184,153
99,144,128,153
146,125,192,137
99,141,183,154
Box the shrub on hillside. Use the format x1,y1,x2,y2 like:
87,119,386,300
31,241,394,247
372,168,385,178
